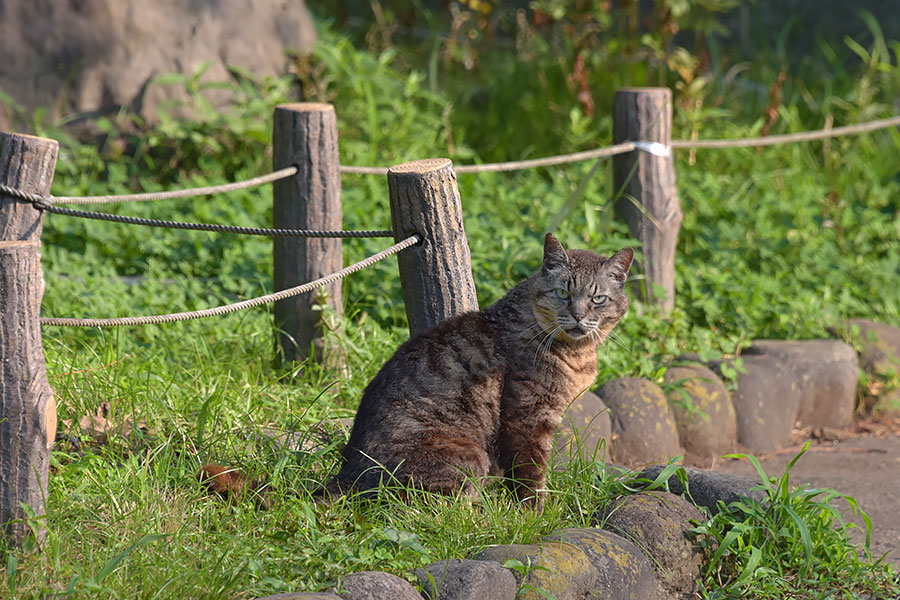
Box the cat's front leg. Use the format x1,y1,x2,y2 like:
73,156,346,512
504,452,548,512
497,420,553,511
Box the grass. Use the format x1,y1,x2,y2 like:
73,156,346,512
694,444,898,599
2,5,900,598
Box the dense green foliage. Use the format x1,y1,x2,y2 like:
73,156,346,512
2,2,899,598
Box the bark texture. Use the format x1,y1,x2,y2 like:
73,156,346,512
613,88,683,312
272,103,343,368
0,132,58,546
388,158,479,334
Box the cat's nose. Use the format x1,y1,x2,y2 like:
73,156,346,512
571,310,586,321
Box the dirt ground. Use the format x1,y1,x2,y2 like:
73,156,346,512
711,430,900,570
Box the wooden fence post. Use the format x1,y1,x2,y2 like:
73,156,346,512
387,158,479,335
0,132,59,546
272,103,343,369
612,87,683,313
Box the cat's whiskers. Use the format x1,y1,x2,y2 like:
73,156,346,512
604,331,629,351
547,324,564,351
524,322,554,350
532,328,551,364
533,325,563,365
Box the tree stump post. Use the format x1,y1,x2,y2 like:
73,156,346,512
387,158,479,335
612,87,683,313
0,132,59,547
272,103,344,370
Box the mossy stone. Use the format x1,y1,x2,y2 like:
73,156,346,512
473,542,597,600
595,378,682,466
541,527,659,600
663,364,737,459
595,492,704,597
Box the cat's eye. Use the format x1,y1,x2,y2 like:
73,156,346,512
555,288,570,300
591,294,608,305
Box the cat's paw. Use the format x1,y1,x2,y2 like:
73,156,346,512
520,489,546,513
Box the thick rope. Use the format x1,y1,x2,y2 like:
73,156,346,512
40,234,420,327
0,183,45,204
339,143,637,175
670,115,900,149
51,166,299,205
34,201,392,238
339,115,900,174
0,183,391,238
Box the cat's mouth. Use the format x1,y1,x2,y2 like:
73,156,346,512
563,325,592,340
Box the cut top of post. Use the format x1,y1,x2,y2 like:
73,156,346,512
275,102,336,114
386,156,478,334
1,132,59,243
615,86,672,95
389,158,452,175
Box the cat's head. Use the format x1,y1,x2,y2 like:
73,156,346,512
531,233,634,345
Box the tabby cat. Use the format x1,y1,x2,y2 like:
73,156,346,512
321,233,633,509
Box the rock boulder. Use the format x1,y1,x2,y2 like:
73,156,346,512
552,391,613,466
707,354,799,453
636,464,767,514
594,492,704,598
0,0,316,129
595,378,682,466
662,364,737,460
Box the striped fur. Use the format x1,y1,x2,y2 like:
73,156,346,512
325,233,633,509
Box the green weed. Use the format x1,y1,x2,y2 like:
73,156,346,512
692,443,899,599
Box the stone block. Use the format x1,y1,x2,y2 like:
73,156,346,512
708,355,799,453
594,492,704,598
595,378,682,466
746,340,858,429
663,364,737,459
541,527,659,600
415,558,516,600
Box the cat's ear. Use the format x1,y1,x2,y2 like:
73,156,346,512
606,247,634,282
542,233,569,273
